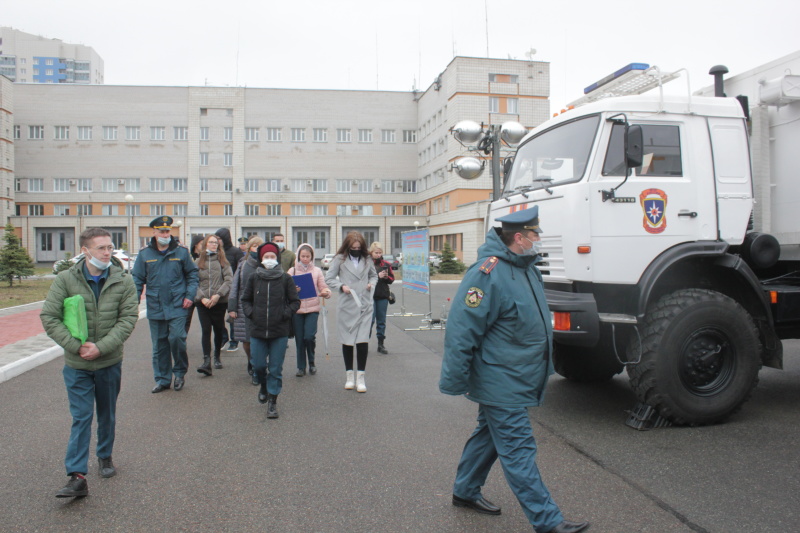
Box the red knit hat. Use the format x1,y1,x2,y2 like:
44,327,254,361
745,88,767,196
258,242,280,262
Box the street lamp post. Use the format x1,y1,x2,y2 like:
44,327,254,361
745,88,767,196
124,194,133,271
174,219,183,246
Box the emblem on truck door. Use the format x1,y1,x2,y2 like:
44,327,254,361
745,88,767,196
640,188,668,234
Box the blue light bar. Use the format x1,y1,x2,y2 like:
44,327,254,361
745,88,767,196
583,63,650,94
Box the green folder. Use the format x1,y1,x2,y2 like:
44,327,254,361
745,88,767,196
63,294,88,344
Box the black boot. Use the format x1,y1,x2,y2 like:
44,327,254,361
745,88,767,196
258,380,268,404
213,350,223,369
197,355,212,376
266,394,279,419
377,336,388,355
307,341,316,374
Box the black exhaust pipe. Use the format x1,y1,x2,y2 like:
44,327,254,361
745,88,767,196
709,65,729,97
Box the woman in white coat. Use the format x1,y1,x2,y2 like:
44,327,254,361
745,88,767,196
325,231,378,392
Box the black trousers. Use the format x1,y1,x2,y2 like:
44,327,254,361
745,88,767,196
342,343,368,371
196,304,227,356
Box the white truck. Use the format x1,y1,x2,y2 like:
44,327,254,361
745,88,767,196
487,53,800,425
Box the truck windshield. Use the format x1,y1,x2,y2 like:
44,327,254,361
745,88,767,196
504,115,600,193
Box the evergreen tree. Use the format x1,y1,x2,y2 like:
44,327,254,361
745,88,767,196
438,242,466,274
0,223,35,287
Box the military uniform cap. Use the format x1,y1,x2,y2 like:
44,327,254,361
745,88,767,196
149,216,174,229
238,236,249,244
496,205,542,233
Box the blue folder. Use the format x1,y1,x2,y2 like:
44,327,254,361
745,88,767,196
292,273,317,299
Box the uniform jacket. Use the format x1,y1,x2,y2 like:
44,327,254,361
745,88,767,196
287,243,330,315
228,254,259,342
41,257,139,371
132,237,199,321
241,264,300,340
371,257,395,301
324,253,378,345
439,228,554,408
195,252,233,305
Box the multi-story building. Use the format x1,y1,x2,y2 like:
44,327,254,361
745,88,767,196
0,27,104,84
3,56,549,264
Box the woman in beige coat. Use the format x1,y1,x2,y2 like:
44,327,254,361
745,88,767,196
194,234,232,376
324,231,378,392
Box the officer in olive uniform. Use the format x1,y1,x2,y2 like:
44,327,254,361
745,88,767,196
132,217,199,393
439,206,589,533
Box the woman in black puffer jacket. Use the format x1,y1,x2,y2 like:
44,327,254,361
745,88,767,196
241,242,300,419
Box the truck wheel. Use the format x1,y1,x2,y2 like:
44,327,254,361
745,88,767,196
627,289,761,426
553,336,624,383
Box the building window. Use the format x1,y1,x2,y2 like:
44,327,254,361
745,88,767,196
125,178,140,192
310,179,327,192
29,126,45,140
356,180,373,193
223,179,233,192
398,180,417,193
125,126,141,141
103,126,118,141
29,205,44,216
200,127,209,141
14,125,21,139
381,180,395,193
151,204,166,216
102,204,118,216
402,205,417,215
173,204,187,216
150,178,165,192
174,127,188,141
200,179,209,192
291,205,306,216
336,180,351,193
291,179,306,192
125,204,140,216
266,179,280,192
313,128,327,142
381,130,396,143
382,205,396,215
53,178,70,192
245,179,259,192
245,127,260,142
173,178,187,192
489,97,499,113
266,128,282,142
54,126,69,140
245,204,260,216
266,204,281,216
224,127,233,141
291,128,306,142
507,98,519,114
78,204,92,216
200,152,209,166
358,129,373,143
150,126,165,141
77,126,92,140
336,129,352,143
224,204,233,216
224,153,233,167
200,204,209,216
402,130,417,143
489,73,519,83
102,178,117,192
312,204,328,216
77,179,93,192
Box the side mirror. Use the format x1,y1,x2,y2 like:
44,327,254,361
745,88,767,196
625,125,643,168
502,157,514,178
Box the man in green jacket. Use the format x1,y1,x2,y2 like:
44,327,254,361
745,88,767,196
41,227,139,499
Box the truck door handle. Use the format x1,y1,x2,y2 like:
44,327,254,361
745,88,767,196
678,211,698,218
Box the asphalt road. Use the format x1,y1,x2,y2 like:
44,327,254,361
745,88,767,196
1,283,798,532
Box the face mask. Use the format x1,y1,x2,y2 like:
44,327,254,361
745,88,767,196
275,242,285,250
262,258,278,269
349,249,361,258
206,249,216,255
86,252,111,270
250,251,259,260
157,236,171,246
522,236,541,257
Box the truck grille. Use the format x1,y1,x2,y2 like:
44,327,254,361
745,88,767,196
538,235,565,280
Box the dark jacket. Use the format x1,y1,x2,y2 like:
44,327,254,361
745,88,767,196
41,257,139,371
215,228,244,274
132,237,199,321
242,264,300,340
372,258,395,301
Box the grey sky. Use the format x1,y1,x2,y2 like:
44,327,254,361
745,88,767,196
5,0,799,112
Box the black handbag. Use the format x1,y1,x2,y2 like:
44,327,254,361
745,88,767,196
388,291,396,305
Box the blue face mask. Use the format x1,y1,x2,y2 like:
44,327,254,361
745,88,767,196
157,236,171,246
250,251,259,260
522,236,541,257
86,252,111,270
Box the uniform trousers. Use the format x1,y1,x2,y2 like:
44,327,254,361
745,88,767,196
250,336,288,396
453,404,564,532
62,362,122,475
293,312,319,370
148,316,188,386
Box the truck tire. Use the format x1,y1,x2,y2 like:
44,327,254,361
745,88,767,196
627,289,761,426
553,335,624,382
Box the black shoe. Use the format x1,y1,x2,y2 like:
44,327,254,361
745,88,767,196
56,474,88,498
197,356,212,376
98,456,116,478
258,383,268,404
173,377,185,391
452,494,501,515
151,383,170,393
226,341,239,352
247,363,254,376
377,343,388,355
543,520,590,533
309,365,317,375
213,352,223,369
296,368,305,377
266,394,279,419
251,373,260,386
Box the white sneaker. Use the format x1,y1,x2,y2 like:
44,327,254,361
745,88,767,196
344,370,355,390
356,371,366,393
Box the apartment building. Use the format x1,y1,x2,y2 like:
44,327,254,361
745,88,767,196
0,27,104,85
3,56,549,264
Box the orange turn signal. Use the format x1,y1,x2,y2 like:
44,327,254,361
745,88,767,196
577,246,591,254
553,312,571,331
770,291,778,304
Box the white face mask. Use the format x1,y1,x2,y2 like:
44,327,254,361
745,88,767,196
157,236,171,246
262,258,279,269
522,236,541,257
86,252,111,270
275,242,285,250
